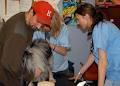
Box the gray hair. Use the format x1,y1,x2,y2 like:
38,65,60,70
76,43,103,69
22,39,54,82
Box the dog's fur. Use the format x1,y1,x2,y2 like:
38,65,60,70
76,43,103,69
22,39,55,86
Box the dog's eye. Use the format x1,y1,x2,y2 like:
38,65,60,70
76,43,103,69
23,50,32,56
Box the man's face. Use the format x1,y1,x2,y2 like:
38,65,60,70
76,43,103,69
29,15,51,32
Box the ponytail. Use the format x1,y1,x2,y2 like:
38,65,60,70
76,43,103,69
94,11,104,26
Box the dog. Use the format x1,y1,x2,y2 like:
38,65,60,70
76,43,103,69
22,39,55,86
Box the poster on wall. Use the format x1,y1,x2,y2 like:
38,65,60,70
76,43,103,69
63,0,80,25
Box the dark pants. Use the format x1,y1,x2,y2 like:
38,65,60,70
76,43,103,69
53,69,75,86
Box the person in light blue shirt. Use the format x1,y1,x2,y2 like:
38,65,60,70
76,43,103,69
73,3,120,86
93,20,120,86
33,11,75,86
33,24,70,72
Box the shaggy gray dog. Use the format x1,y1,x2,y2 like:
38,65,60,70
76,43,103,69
22,39,55,86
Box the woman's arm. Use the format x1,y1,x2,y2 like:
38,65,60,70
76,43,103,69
50,25,70,56
74,53,95,82
79,53,95,74
50,43,68,56
98,48,107,86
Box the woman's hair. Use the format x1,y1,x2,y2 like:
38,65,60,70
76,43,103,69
50,10,63,37
75,3,104,29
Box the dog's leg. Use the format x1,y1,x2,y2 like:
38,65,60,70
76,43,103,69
47,66,56,83
47,58,56,83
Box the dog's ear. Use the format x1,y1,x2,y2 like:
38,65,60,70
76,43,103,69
46,47,52,59
23,47,33,59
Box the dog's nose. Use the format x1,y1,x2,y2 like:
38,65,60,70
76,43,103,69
23,50,32,57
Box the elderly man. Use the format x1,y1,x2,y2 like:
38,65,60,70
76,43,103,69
0,1,54,86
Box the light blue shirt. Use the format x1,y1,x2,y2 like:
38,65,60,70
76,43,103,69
92,21,120,80
32,24,71,72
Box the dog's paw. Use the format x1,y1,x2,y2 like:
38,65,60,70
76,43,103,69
49,78,56,83
28,82,34,86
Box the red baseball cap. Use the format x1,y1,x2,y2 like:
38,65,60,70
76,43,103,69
32,1,54,26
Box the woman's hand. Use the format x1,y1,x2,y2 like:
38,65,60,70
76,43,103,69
74,72,83,83
69,73,82,83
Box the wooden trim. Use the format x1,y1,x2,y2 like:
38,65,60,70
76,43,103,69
5,0,7,15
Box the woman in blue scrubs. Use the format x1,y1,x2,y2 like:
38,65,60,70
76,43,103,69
74,3,120,86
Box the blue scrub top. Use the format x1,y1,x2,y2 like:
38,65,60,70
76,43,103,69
32,24,71,72
92,21,120,80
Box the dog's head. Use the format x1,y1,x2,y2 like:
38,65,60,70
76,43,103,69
24,39,52,59
22,39,52,81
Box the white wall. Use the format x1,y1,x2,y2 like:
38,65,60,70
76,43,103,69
0,0,5,18
19,0,32,12
0,0,32,21
85,0,95,6
68,26,91,74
